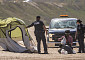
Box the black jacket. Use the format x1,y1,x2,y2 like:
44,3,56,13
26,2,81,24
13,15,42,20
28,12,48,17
77,24,84,35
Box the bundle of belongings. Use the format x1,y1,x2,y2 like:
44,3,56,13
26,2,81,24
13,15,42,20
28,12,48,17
0,17,37,53
58,30,76,54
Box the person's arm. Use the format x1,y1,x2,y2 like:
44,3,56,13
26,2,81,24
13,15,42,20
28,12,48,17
58,36,63,41
26,23,34,28
43,25,47,35
41,21,47,35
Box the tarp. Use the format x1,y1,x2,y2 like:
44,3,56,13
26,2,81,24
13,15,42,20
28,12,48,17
0,17,30,38
0,17,37,53
0,17,25,27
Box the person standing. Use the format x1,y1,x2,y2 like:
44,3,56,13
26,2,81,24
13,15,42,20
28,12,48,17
75,19,85,53
26,16,48,54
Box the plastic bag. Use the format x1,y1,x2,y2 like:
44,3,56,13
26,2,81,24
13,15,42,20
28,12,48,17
61,37,66,45
73,50,76,54
61,49,68,54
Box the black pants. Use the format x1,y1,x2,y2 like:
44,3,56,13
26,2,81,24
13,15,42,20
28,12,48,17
34,31,47,53
78,34,84,53
66,43,73,49
58,45,73,54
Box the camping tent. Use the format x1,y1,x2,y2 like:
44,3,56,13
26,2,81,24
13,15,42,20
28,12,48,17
0,17,37,53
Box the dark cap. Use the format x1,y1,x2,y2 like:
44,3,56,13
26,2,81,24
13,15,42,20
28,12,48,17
65,30,70,34
36,16,40,18
77,19,82,23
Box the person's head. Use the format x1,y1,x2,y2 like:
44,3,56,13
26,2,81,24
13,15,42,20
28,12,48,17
65,30,70,36
36,16,40,21
76,19,82,25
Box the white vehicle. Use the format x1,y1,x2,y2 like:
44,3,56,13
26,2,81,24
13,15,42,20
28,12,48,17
23,0,31,2
47,15,78,47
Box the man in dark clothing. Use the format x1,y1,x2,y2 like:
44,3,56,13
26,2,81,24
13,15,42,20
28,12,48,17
26,16,48,54
75,19,85,53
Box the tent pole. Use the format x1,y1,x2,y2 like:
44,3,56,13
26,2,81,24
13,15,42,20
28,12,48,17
9,24,11,38
0,28,6,37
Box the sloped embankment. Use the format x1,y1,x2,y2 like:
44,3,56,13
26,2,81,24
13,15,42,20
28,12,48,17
0,2,85,25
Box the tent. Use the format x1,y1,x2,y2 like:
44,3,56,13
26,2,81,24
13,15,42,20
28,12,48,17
0,17,37,53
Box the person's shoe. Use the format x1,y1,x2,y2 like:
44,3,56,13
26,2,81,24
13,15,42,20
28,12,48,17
44,52,48,54
3,49,9,51
82,51,85,53
77,52,81,53
38,52,41,54
82,52,85,53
